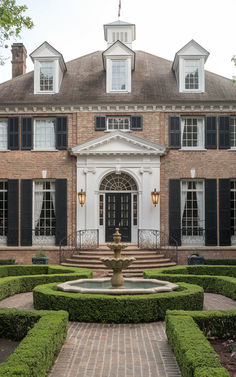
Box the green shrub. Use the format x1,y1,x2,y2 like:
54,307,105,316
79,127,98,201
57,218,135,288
205,259,236,266
0,308,68,377
165,311,231,377
33,282,203,323
0,265,92,301
143,265,236,299
0,259,15,265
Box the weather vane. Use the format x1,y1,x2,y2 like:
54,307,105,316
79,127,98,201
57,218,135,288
118,0,121,18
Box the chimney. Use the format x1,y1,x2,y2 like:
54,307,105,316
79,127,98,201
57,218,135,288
11,43,27,78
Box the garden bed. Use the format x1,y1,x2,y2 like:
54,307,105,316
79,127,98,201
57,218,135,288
210,339,236,377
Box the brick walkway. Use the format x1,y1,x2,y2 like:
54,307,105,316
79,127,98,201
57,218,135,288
0,292,235,377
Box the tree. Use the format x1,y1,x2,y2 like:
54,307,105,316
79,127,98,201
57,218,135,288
0,0,33,64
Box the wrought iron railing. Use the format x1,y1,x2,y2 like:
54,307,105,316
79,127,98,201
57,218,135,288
59,229,99,263
138,229,178,263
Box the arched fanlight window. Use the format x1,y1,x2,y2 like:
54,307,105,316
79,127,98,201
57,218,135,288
100,172,137,191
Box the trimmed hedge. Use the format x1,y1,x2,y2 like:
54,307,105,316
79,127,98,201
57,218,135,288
0,259,15,265
205,259,236,266
165,309,236,377
0,308,68,377
33,282,204,323
143,265,236,300
0,265,92,301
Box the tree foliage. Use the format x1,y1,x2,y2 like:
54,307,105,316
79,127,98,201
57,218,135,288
0,0,33,64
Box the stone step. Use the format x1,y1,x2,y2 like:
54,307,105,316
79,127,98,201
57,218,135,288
61,262,176,270
69,254,166,261
76,250,161,255
65,258,172,265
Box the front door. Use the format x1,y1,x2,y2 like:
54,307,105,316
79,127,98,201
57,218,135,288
105,193,131,242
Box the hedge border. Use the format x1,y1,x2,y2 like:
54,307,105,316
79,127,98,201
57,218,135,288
143,265,236,300
0,265,92,301
33,282,204,323
205,259,236,266
165,309,236,377
0,308,68,377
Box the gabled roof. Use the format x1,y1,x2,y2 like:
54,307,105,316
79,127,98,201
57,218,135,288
30,41,67,71
173,39,209,70
0,50,236,105
102,40,135,69
70,130,166,156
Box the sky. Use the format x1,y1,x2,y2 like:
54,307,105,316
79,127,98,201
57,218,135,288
0,0,235,83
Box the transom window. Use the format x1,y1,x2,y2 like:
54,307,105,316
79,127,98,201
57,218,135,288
100,173,137,191
231,180,236,244
40,61,54,91
0,181,8,243
112,60,127,91
0,120,7,150
181,180,204,245
107,117,130,131
184,60,200,90
34,181,56,244
230,117,236,148
34,119,55,150
181,117,204,148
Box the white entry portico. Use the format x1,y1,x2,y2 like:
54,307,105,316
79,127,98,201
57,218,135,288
71,131,166,243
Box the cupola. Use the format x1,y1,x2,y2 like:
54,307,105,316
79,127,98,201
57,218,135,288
103,20,136,49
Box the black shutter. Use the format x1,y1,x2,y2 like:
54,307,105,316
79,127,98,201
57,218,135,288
56,117,68,150
94,116,106,131
7,180,19,246
21,180,32,246
21,117,33,150
55,179,67,245
8,117,19,150
169,179,181,245
219,179,231,246
205,179,217,246
169,116,181,148
219,116,230,149
205,116,217,149
130,116,143,130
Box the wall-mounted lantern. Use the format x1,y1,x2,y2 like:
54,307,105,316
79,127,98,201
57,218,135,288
78,189,86,206
151,188,160,206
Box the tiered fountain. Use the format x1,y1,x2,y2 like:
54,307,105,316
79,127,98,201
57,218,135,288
57,228,178,295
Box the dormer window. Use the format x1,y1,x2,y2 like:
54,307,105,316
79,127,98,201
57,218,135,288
112,60,127,91
184,60,200,90
40,61,54,91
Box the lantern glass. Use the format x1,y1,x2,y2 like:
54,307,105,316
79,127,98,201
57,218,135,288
78,189,86,206
151,189,160,206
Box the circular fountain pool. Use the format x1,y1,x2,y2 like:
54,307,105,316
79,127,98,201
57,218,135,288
57,278,179,295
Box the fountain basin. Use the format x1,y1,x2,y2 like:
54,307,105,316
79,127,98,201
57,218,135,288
57,278,179,295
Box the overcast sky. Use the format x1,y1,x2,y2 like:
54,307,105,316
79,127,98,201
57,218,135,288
0,0,235,83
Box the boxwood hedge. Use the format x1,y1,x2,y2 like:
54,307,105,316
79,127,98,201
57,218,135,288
205,259,236,265
33,282,204,323
0,265,92,301
165,309,236,377
0,308,68,377
143,265,236,300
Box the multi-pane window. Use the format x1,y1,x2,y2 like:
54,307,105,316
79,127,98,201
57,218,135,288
34,119,55,149
0,120,8,150
184,60,199,90
107,117,130,131
99,194,104,226
34,181,56,243
0,181,7,244
230,117,236,148
112,60,127,91
40,61,54,91
231,180,236,244
181,180,204,244
133,194,137,226
181,117,204,148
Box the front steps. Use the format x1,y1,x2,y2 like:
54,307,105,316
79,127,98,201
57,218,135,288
61,245,176,277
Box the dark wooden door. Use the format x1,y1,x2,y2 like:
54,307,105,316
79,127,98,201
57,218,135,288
105,193,131,242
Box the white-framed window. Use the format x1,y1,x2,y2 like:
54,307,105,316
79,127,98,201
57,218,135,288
33,180,56,245
230,117,236,148
40,61,54,92
0,180,7,245
184,60,200,90
231,180,236,245
112,60,127,91
34,119,55,150
107,117,130,131
181,180,205,245
0,120,8,150
181,117,204,149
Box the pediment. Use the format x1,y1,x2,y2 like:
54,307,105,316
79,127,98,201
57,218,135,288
103,40,134,57
70,131,166,156
173,39,209,70
30,41,66,71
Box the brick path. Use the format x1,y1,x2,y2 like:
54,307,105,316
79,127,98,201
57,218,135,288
0,292,235,377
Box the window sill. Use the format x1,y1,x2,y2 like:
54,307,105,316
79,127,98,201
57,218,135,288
228,148,236,151
108,90,129,93
0,149,10,152
180,148,207,151
32,149,58,152
104,130,131,133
